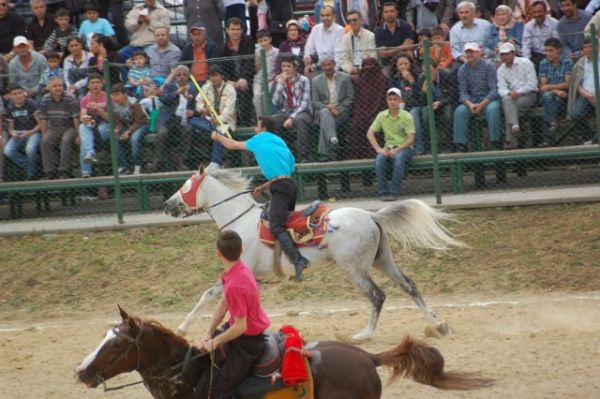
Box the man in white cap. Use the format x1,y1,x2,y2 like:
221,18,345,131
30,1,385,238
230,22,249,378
453,42,502,152
8,36,46,99
366,87,415,201
497,42,538,150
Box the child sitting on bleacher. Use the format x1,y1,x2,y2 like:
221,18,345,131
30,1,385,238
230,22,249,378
39,52,63,93
126,51,152,98
43,8,78,58
78,2,116,49
139,80,162,134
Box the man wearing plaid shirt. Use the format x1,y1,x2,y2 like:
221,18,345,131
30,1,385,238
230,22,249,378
538,37,572,147
453,42,502,153
271,56,313,163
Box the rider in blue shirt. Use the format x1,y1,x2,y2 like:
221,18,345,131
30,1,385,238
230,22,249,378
211,116,309,282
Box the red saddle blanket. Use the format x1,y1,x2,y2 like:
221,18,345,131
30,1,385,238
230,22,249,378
258,203,331,248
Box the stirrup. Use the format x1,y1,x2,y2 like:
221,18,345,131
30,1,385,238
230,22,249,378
291,258,309,282
291,264,304,282
302,200,321,217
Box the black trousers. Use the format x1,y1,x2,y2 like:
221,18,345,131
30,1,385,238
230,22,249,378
269,178,297,236
211,328,266,399
98,0,128,47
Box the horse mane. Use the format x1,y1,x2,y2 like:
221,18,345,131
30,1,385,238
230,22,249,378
209,169,253,193
130,315,191,349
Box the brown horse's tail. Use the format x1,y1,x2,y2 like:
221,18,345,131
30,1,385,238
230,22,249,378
372,336,493,390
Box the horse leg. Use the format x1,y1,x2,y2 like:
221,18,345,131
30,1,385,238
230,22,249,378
343,271,386,341
176,282,223,336
374,234,449,336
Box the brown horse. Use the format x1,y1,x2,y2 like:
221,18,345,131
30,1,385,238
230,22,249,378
75,306,492,399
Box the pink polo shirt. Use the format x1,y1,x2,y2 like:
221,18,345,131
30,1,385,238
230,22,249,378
221,261,270,336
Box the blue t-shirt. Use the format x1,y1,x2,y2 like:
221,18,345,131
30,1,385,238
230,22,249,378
79,18,115,48
245,132,295,180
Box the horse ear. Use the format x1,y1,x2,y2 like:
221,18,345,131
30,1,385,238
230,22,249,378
118,304,129,321
198,164,205,175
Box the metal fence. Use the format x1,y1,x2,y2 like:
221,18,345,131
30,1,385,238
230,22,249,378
1,29,600,221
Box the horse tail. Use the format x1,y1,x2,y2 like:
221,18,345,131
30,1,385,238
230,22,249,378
372,336,493,390
370,199,465,250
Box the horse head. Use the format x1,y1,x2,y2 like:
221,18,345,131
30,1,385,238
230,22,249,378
164,165,209,218
75,305,143,388
164,165,254,219
76,306,210,398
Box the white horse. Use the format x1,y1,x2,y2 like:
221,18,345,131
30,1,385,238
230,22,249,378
164,166,464,340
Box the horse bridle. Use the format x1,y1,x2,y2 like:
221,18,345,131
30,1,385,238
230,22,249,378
94,324,210,393
88,325,145,392
178,173,255,230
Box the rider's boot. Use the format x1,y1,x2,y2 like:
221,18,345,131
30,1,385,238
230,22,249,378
276,232,310,282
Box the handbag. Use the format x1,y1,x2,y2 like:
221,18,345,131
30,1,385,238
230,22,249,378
268,0,293,35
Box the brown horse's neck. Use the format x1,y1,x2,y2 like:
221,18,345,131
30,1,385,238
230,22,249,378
137,323,211,399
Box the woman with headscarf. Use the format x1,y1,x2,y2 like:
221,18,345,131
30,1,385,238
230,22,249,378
348,57,388,160
275,19,307,74
495,5,524,50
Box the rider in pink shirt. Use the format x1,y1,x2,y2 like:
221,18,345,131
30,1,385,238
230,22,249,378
199,230,270,398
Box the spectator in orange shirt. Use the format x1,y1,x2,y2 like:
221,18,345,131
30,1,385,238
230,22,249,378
430,25,453,70
180,22,219,85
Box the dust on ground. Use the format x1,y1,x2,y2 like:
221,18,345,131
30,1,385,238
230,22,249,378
2,292,600,399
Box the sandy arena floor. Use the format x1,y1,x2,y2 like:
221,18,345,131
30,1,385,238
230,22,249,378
1,292,600,399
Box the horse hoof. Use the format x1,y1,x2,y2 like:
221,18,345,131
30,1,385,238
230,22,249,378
350,331,373,343
176,328,188,337
424,323,449,338
289,275,302,283
436,322,450,336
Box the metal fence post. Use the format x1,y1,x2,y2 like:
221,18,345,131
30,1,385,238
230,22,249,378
423,39,442,204
260,48,272,115
103,60,124,224
590,24,600,145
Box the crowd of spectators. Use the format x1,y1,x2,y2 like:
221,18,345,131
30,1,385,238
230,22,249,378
0,0,598,192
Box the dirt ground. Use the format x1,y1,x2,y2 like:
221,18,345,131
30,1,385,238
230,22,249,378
2,291,599,399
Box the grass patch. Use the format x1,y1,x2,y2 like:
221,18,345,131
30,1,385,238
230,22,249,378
1,203,599,318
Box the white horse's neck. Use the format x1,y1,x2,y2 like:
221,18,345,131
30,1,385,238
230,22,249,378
202,176,259,230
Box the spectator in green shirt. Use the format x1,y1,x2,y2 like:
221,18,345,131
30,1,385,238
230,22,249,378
366,87,415,201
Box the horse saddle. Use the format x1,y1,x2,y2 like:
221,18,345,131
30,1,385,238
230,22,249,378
258,201,331,248
238,332,314,399
252,332,284,378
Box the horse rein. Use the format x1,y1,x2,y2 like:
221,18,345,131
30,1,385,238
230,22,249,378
179,173,256,230
94,326,145,392
97,325,210,393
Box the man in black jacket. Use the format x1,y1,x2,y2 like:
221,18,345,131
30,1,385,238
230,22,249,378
419,60,458,153
180,22,219,85
0,0,25,56
221,17,255,126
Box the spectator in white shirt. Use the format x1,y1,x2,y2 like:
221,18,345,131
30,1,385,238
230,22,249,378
303,5,345,75
449,1,498,62
338,10,377,77
522,1,559,70
497,42,538,149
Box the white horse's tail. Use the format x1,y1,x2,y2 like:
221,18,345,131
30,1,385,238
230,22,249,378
370,199,465,251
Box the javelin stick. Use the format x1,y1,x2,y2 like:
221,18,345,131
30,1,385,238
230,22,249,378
189,75,232,139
